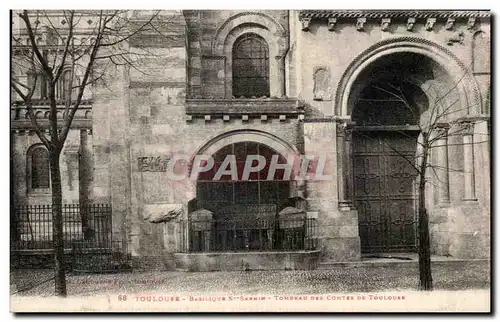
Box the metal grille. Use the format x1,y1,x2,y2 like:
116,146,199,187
178,217,318,253
232,33,269,98
196,141,292,208
11,204,131,272
12,204,112,251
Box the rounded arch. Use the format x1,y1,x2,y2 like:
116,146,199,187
334,37,482,118
224,26,279,97
213,12,287,56
189,129,300,178
193,129,300,162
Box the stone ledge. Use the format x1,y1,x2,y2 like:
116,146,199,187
11,119,92,130
318,258,490,269
174,250,321,272
185,98,304,116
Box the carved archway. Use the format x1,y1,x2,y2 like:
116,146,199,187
334,37,482,118
191,129,300,169
212,12,287,56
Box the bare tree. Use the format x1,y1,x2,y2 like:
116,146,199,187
11,9,171,297
356,73,487,291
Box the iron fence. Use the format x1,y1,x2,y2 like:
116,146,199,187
12,204,112,251
71,239,131,274
178,217,318,253
12,203,131,272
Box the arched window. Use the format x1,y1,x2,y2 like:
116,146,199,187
28,145,50,191
232,33,269,98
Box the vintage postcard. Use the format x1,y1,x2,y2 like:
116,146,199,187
9,9,491,313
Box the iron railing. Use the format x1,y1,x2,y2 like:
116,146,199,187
12,203,131,272
12,204,112,251
178,217,318,253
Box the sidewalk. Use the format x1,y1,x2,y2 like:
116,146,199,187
10,259,490,298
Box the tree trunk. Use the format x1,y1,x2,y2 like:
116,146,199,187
418,145,433,291
50,149,67,297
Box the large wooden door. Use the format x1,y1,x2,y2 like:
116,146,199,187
353,131,419,253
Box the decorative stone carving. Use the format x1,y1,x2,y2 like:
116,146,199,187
300,17,311,31
327,17,337,31
138,156,171,172
313,67,331,101
467,17,477,30
425,18,436,31
144,204,183,223
336,122,353,139
445,18,455,30
381,18,391,31
406,18,416,31
433,126,449,139
447,31,464,46
356,17,366,31
460,121,475,136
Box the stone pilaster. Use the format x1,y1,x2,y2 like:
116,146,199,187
276,55,286,98
303,119,360,262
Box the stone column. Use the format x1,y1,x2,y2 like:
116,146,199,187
461,121,477,201
434,125,450,206
276,55,286,98
336,123,354,210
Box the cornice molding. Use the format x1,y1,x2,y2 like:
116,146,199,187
299,10,491,20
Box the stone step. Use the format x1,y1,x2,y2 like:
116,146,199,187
318,257,489,269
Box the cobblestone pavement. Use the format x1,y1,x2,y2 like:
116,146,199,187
10,260,490,297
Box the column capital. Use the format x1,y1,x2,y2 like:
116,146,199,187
432,124,449,139
300,17,311,31
336,123,354,138
459,121,475,136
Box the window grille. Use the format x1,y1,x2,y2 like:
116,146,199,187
232,33,270,98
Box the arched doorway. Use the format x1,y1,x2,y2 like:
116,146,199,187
192,141,306,252
349,52,449,253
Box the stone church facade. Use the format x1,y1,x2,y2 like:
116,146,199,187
11,10,491,270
